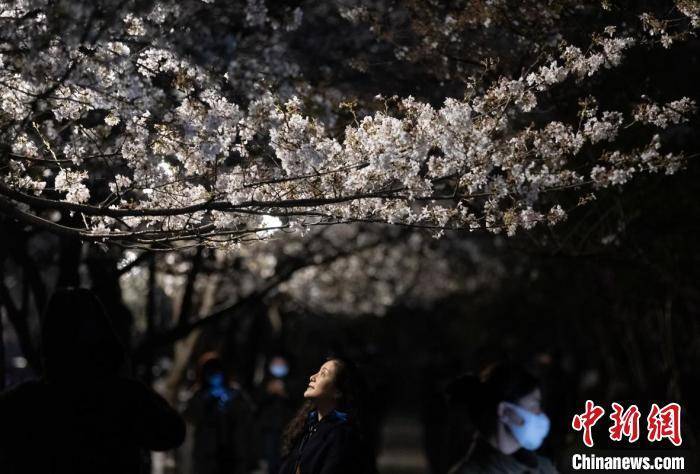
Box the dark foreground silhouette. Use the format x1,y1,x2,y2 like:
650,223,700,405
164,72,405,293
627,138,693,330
0,288,185,474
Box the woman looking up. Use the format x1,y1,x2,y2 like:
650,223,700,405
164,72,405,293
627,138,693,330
279,358,375,474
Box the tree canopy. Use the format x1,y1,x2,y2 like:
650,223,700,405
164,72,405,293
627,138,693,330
1,0,697,248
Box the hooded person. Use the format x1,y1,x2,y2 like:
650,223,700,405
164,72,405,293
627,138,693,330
183,351,255,474
447,363,558,474
0,287,186,474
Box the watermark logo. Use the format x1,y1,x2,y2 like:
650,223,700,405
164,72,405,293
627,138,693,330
571,400,682,447
572,400,606,447
566,401,689,472
647,403,682,446
609,402,641,443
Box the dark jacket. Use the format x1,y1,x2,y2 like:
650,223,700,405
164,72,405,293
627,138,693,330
279,410,372,474
0,377,186,474
0,288,186,474
256,380,295,474
183,383,255,474
449,436,558,474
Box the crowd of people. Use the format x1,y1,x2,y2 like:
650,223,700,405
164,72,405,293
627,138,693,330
0,288,558,474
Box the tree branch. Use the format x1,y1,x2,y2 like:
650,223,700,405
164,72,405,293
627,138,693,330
132,239,383,360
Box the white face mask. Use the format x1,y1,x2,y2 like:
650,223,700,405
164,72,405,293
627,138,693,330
269,363,289,378
503,402,551,451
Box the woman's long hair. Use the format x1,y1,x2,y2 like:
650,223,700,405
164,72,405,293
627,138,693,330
282,357,367,456
446,362,539,437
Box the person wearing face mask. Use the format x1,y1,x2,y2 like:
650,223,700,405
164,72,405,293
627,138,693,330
447,363,558,474
183,352,255,474
278,357,376,474
256,355,295,474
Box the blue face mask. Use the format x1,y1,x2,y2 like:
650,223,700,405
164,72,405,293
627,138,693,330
208,372,225,388
503,402,550,451
269,363,289,378
206,372,232,408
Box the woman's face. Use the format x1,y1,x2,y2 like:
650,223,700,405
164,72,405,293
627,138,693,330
498,388,543,426
498,388,550,451
516,388,542,415
303,360,339,402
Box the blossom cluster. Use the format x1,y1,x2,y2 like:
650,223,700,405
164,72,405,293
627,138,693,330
0,0,697,247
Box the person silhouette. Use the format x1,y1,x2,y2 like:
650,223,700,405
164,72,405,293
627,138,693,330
447,363,557,474
256,355,295,474
0,287,186,474
183,352,255,474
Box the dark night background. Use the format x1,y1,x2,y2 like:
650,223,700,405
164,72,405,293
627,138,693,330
1,1,699,473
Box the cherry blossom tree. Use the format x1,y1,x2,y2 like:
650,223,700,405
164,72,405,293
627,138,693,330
2,4,700,460
1,0,697,249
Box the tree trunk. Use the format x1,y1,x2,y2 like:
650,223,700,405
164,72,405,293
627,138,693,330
142,253,157,386
0,308,6,391
162,250,225,405
56,236,82,288
86,249,134,353
0,279,40,371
